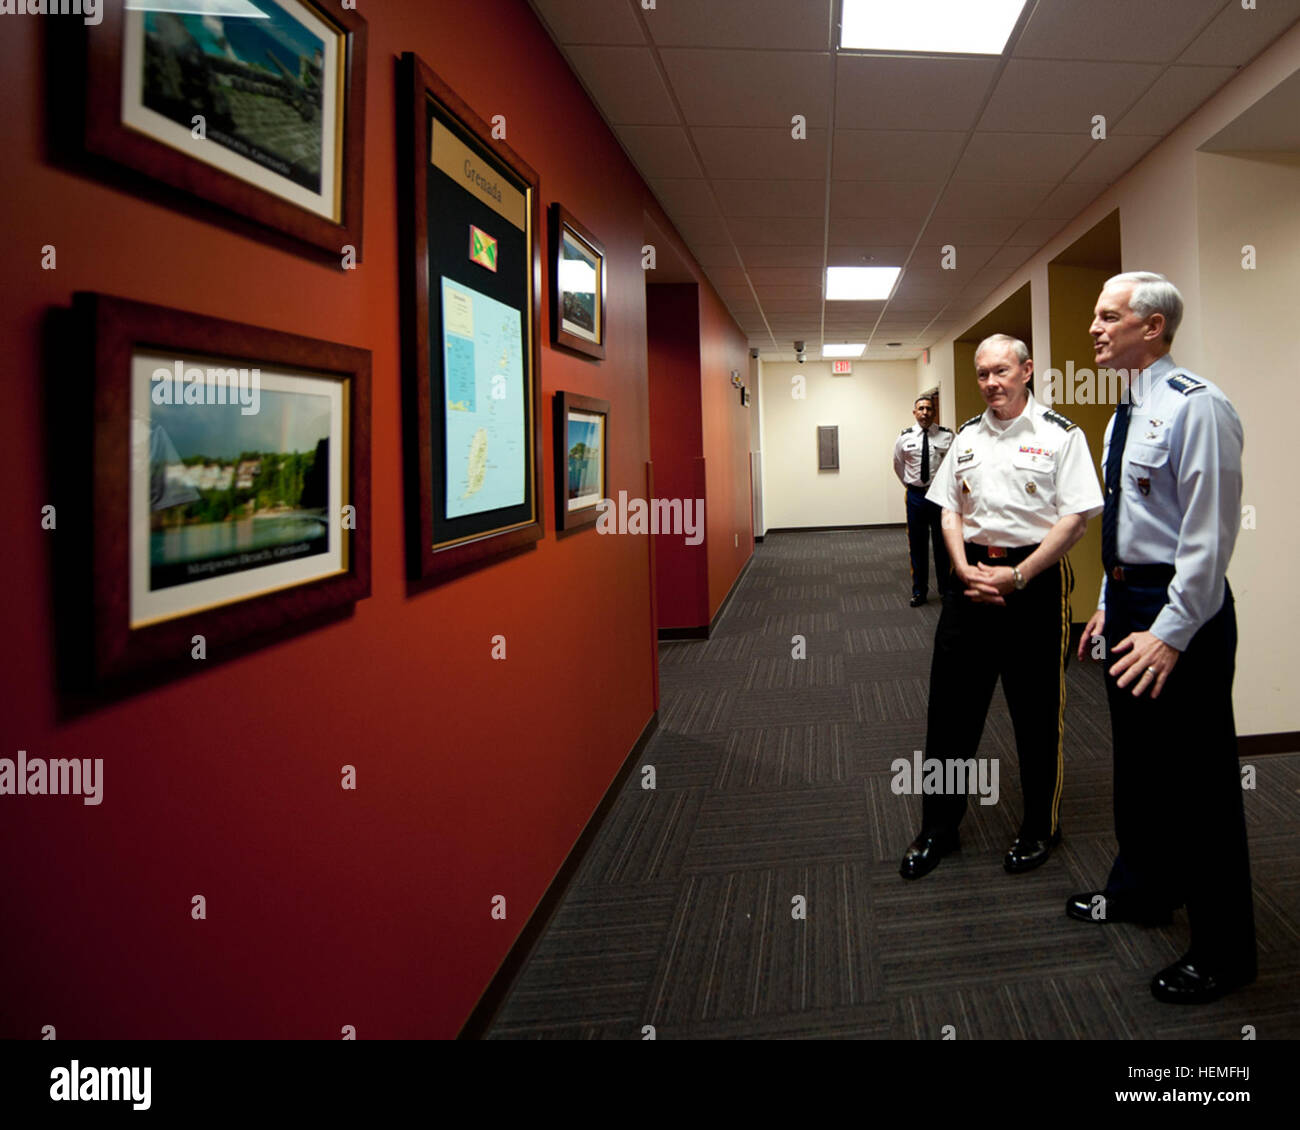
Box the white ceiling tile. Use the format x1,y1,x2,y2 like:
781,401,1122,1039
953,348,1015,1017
691,243,743,268
1007,217,1070,245
691,127,828,180
753,284,825,300
1032,181,1109,220
952,131,1093,181
565,46,679,124
715,285,759,304
1179,0,1300,65
530,0,646,45
748,267,824,287
918,219,1021,244
616,125,704,177
1202,69,1300,151
1113,65,1239,135
737,244,827,267
651,178,721,217
706,266,750,287
827,216,925,244
1013,0,1225,63
827,244,915,266
660,49,832,127
1066,134,1163,183
934,180,1055,219
978,59,1162,132
645,0,832,50
833,130,968,180
830,182,941,219
836,56,1000,130
729,217,827,243
671,214,738,245
716,179,827,218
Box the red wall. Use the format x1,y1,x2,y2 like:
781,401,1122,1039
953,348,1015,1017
0,1,749,1038
699,285,757,617
647,284,708,630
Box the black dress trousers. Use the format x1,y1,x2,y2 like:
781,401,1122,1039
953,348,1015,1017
905,484,951,599
921,545,1072,839
1102,578,1256,974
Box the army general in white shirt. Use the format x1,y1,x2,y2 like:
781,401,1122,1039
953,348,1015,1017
899,334,1103,881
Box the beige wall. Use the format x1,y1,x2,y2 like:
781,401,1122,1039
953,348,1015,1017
761,359,919,529
1196,151,1300,735
921,23,1300,736
1047,264,1115,614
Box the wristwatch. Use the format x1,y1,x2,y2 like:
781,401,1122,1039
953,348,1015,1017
1011,565,1027,590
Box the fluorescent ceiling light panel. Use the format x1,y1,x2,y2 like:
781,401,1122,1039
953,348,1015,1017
826,266,900,300
821,344,866,358
840,0,1027,55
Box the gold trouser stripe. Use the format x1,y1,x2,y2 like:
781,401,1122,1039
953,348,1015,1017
1051,557,1068,832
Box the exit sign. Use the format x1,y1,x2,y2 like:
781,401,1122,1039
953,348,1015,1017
831,360,853,374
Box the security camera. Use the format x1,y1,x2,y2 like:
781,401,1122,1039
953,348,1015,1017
793,340,805,353
750,347,759,359
797,354,806,364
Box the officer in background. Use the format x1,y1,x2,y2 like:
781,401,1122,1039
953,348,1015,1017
900,335,1102,880
893,395,953,606
1070,271,1255,1005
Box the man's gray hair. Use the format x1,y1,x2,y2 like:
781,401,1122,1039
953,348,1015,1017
1105,271,1184,344
973,333,1030,365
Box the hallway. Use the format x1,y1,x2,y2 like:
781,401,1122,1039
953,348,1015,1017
490,530,1300,1039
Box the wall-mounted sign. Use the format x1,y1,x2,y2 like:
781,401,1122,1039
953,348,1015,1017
831,360,853,375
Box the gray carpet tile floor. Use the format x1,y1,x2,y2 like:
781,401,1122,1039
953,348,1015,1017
487,529,1300,1039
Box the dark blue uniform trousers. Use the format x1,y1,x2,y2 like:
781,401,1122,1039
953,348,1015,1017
905,484,950,599
921,546,1071,839
1103,578,1256,975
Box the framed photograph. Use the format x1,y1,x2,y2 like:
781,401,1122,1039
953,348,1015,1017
554,392,610,533
549,203,607,360
77,292,370,683
84,0,367,258
397,53,544,582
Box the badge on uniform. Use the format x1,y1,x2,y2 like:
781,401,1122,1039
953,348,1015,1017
1137,476,1151,496
961,479,971,494
1025,481,1037,495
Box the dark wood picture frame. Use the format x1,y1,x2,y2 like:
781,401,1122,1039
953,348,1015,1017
553,391,610,534
549,203,607,360
83,0,368,259
78,292,371,684
397,52,544,583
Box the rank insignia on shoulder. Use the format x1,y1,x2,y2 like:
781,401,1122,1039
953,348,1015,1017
901,426,913,435
1167,372,1205,394
1137,476,1151,496
938,425,952,432
1042,408,1078,431
958,414,982,432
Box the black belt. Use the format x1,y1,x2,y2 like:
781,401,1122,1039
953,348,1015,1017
1109,563,1175,585
906,482,931,492
965,541,1038,566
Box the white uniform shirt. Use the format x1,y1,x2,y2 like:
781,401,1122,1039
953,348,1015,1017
1096,355,1243,652
893,423,953,487
926,396,1103,547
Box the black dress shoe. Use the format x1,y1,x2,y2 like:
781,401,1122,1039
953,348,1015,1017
909,595,927,607
1003,828,1062,873
899,828,959,880
1065,890,1174,925
1151,955,1255,1005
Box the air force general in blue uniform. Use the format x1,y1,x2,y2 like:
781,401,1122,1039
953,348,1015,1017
1070,272,1255,1006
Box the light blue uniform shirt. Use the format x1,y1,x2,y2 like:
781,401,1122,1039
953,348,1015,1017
1098,354,1244,651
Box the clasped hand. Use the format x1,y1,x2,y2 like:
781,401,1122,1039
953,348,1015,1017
960,562,1015,605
